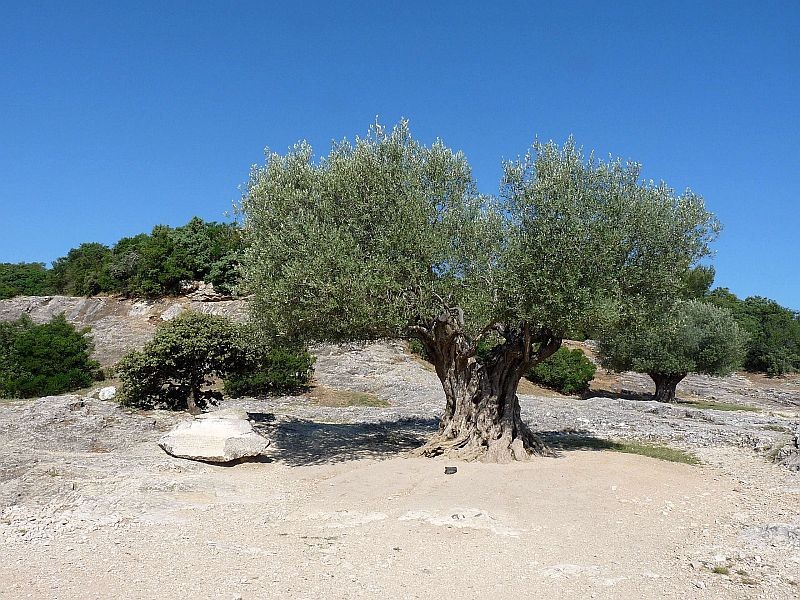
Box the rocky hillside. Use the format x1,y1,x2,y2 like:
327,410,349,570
0,294,247,366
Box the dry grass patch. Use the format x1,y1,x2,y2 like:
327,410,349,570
307,386,389,408
678,399,759,412
549,434,700,465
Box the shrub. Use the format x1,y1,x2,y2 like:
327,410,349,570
117,312,314,411
224,346,314,397
0,314,101,398
527,347,596,395
117,312,243,411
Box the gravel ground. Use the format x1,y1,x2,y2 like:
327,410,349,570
0,341,798,599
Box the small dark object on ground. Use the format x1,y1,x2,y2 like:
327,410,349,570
444,466,457,475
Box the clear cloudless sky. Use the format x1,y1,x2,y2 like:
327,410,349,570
1,1,798,308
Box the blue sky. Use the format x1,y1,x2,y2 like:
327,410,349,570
1,1,798,308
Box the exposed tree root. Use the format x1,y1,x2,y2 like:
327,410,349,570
413,421,554,463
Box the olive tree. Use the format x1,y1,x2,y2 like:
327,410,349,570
239,121,718,461
599,300,747,403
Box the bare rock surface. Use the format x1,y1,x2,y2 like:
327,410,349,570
0,339,799,598
158,409,271,463
0,295,247,366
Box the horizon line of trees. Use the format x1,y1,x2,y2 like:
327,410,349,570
0,217,243,300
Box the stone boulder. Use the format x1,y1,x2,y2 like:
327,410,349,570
187,282,231,302
158,409,270,463
98,386,117,400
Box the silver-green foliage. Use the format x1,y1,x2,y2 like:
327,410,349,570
599,300,748,377
240,121,719,347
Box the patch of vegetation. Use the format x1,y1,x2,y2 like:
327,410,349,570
526,347,596,395
549,434,700,465
117,312,313,411
707,288,800,375
760,424,790,432
712,566,730,575
678,399,760,412
0,314,102,398
0,262,55,299
308,386,389,407
1,217,244,300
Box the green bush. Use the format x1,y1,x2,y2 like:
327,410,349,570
526,347,596,395
224,346,314,397
117,312,313,411
0,314,101,398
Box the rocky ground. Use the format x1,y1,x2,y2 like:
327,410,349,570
0,340,798,599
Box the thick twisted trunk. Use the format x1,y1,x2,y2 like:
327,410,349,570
412,311,561,462
649,373,685,403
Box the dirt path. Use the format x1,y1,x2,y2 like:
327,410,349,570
1,448,798,600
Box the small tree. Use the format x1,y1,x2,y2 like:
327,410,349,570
240,121,718,461
599,300,747,403
117,312,243,412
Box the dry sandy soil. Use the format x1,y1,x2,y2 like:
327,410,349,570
1,339,799,599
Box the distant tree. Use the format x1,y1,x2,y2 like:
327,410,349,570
170,217,242,292
707,289,800,375
0,263,55,299
0,314,101,398
240,121,718,460
51,243,114,296
599,300,747,403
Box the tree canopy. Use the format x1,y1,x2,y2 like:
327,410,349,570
0,263,55,299
241,121,718,346
240,121,720,460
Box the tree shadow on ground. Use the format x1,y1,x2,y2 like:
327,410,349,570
584,388,653,402
540,429,622,454
248,413,438,466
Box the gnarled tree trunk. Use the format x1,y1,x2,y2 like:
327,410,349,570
649,373,685,403
411,309,561,462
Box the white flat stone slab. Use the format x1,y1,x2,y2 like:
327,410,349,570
158,410,270,463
